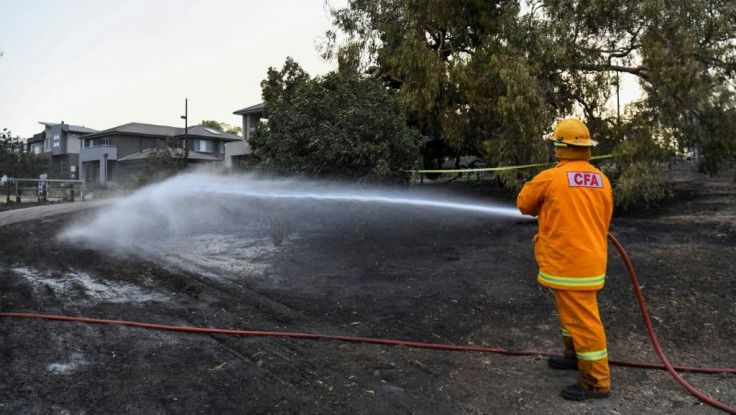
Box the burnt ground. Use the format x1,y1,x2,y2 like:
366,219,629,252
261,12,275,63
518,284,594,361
0,162,734,415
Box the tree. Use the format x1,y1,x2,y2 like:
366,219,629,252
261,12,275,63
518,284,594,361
325,0,736,203
249,58,425,183
540,0,736,175
0,128,46,179
325,0,551,191
201,120,242,136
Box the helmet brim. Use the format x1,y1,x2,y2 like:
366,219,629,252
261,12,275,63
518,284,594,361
547,137,599,147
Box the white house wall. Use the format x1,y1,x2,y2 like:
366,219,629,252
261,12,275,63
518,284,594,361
224,140,248,169
67,133,83,153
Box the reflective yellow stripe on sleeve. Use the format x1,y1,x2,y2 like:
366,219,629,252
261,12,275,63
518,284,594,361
538,271,606,287
576,348,608,361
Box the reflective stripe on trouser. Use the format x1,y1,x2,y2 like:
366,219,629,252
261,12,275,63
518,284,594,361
538,271,606,290
554,289,610,392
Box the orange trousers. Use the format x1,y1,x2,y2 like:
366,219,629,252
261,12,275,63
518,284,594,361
553,289,610,392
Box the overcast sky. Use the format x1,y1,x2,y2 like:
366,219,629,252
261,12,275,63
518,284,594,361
0,0,343,138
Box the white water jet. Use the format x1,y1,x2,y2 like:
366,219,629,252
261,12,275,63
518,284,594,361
59,172,529,252
192,183,525,218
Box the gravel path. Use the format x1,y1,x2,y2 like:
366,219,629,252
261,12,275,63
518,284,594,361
0,200,113,227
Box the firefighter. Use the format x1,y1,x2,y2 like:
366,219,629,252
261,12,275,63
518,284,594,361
516,118,613,400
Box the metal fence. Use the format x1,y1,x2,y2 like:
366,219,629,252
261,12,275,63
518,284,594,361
2,178,86,204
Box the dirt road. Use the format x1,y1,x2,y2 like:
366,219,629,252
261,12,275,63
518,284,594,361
0,199,112,227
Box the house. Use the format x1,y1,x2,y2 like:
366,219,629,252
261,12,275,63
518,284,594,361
26,136,44,155
26,122,98,180
79,122,242,187
225,102,265,171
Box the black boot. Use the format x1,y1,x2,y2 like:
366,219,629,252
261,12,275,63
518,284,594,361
548,355,578,370
560,383,610,401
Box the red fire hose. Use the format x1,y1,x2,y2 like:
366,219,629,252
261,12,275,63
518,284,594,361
0,233,734,412
607,232,736,414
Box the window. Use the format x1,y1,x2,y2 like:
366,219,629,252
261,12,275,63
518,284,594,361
85,138,111,148
194,139,213,153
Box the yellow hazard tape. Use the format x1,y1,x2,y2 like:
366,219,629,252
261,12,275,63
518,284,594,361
410,154,613,174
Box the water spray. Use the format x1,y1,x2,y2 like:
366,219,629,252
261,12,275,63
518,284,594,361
193,185,526,219
59,172,528,248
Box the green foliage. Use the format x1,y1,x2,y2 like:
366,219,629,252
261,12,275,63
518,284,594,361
327,0,553,160
249,58,425,183
698,107,736,173
602,113,672,211
610,161,670,212
326,0,736,208
260,57,311,104
201,120,242,136
634,1,736,175
0,128,47,179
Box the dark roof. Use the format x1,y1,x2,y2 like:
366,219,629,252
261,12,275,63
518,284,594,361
84,123,241,142
39,122,97,134
85,122,181,138
233,102,265,115
181,125,241,141
118,147,223,162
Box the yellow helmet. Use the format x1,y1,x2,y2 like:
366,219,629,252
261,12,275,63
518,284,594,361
549,118,598,147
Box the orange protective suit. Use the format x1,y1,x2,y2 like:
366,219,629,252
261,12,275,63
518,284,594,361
517,155,613,393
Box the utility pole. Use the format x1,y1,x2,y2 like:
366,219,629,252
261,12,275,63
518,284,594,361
181,98,188,165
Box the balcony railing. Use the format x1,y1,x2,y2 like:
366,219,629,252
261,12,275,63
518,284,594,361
84,143,116,149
